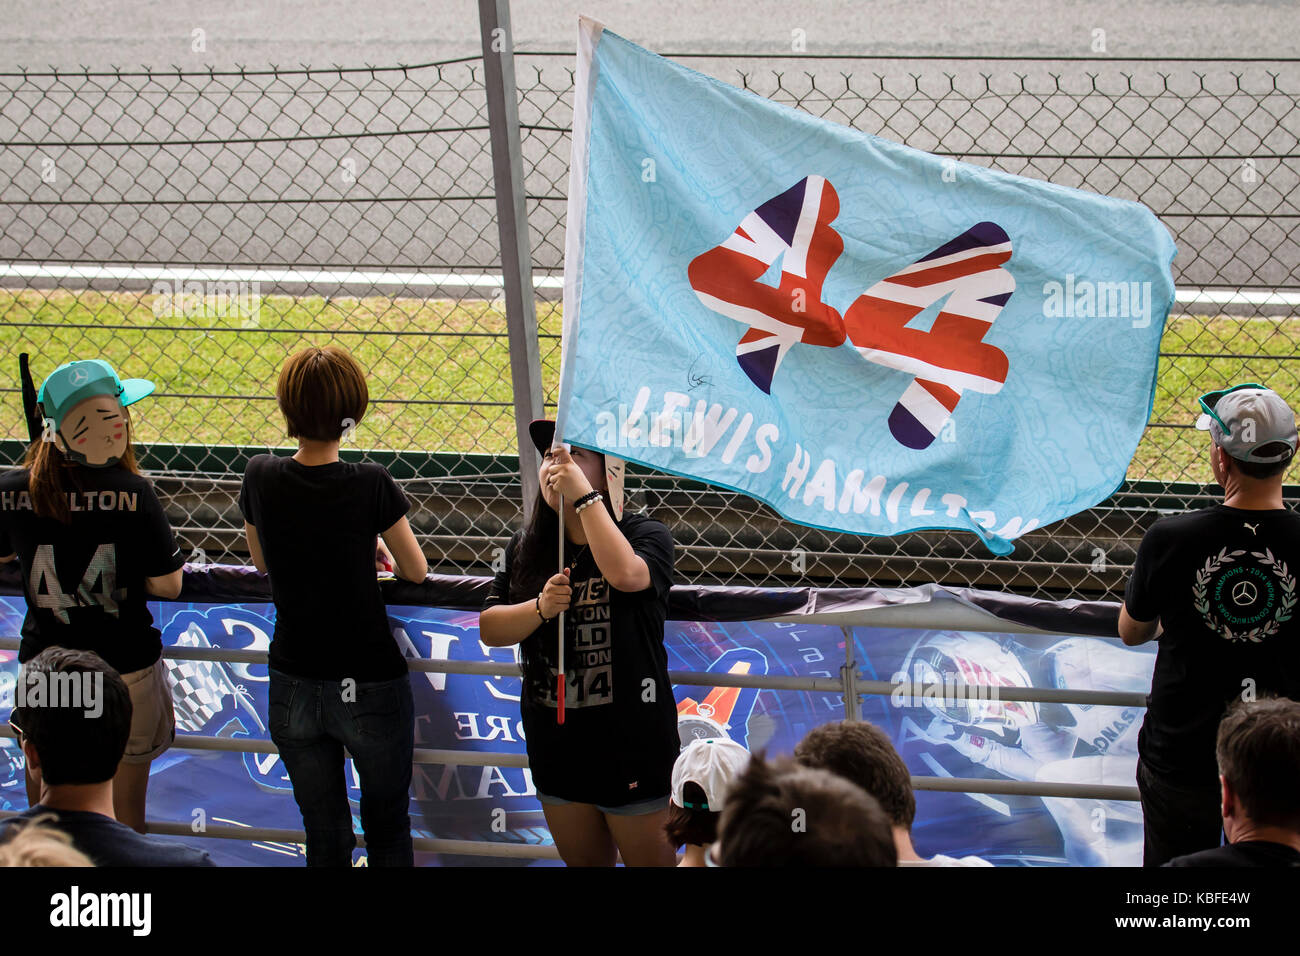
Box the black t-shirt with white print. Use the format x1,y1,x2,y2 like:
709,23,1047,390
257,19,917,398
0,465,184,674
482,512,680,808
1126,504,1300,784
238,454,411,682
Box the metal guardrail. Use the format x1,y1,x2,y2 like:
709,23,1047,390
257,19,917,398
0,810,559,861
0,620,1146,865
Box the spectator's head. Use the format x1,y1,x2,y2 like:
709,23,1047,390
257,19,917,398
1216,697,1300,842
24,359,148,523
11,647,131,787
794,720,915,831
714,753,897,866
275,345,369,442
665,738,751,852
0,814,94,867
1196,385,1296,485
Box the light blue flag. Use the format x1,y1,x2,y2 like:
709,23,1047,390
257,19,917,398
555,18,1177,555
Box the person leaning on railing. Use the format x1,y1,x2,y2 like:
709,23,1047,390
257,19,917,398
239,345,427,867
0,359,185,835
1119,384,1300,867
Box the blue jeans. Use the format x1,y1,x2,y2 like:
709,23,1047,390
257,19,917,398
268,668,415,867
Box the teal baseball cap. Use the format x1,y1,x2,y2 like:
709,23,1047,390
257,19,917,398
37,360,155,432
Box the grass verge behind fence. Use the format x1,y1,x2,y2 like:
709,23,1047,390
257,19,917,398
1,288,1296,485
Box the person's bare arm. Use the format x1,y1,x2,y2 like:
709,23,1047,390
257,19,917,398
1118,604,1162,646
244,521,268,575
146,567,183,600
380,515,428,583
548,447,649,592
480,570,571,646
0,552,15,564
577,501,650,592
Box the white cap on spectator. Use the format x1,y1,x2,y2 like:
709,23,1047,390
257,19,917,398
671,738,751,812
1195,384,1298,464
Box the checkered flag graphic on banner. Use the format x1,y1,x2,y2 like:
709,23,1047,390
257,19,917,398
167,623,254,733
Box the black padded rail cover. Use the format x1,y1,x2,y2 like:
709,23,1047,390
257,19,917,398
0,562,1121,636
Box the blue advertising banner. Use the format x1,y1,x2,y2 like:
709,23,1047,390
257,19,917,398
0,596,1154,866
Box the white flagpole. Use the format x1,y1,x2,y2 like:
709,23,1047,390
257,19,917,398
552,18,604,726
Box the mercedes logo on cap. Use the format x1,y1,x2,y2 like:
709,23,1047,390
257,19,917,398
68,367,89,385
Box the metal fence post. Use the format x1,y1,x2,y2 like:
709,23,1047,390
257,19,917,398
479,0,543,509
841,626,862,721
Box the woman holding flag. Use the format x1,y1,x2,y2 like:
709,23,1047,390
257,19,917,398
480,420,679,866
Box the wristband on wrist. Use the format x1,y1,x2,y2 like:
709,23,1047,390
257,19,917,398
536,594,552,623
574,491,603,514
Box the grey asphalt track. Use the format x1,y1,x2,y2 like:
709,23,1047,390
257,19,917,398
1,2,1298,286
4,1,1300,66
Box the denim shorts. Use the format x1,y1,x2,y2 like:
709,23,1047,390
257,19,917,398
537,791,669,816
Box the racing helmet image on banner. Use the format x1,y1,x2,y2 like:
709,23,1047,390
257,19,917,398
894,631,1039,737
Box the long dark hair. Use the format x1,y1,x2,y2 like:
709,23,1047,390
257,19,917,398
22,423,141,524
509,491,562,605
509,492,562,695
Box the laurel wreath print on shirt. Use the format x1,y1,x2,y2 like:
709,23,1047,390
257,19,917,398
1192,547,1297,643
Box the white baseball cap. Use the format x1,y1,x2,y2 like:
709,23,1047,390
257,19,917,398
1196,384,1298,464
671,738,751,812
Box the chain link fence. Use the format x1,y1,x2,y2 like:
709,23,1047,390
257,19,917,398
1,51,1297,600
0,58,544,577
517,55,1300,597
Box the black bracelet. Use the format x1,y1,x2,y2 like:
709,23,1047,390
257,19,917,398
573,490,601,511
536,594,552,623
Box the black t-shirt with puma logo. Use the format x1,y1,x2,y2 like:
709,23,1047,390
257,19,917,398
1126,504,1300,783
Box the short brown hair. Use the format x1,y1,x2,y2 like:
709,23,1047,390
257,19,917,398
1217,697,1300,832
716,754,897,867
275,346,368,441
795,720,916,829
